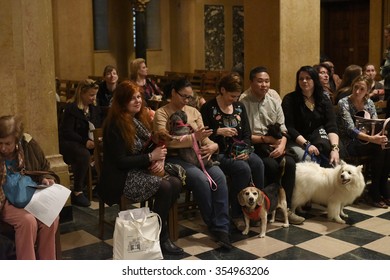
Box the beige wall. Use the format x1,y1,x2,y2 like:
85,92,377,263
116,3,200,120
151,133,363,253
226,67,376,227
244,0,320,96
52,0,95,80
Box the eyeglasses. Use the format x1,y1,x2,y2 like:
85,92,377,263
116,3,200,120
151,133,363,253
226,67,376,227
176,90,195,101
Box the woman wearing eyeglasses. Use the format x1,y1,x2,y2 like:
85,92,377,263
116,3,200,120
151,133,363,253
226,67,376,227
59,79,101,207
153,78,232,250
282,66,340,166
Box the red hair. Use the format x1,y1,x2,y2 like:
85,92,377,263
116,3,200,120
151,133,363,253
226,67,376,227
104,80,151,151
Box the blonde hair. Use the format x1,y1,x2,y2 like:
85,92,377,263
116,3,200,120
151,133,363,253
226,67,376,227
129,58,146,81
73,79,99,109
351,75,372,101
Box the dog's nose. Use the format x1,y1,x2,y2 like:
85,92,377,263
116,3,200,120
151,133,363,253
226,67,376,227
249,197,254,203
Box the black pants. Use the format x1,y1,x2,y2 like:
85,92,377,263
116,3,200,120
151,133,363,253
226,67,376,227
153,176,181,242
258,154,296,208
60,140,92,192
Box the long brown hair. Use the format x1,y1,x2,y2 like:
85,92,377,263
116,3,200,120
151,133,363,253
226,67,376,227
104,80,151,150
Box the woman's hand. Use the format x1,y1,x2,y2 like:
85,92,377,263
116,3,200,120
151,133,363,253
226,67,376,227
200,143,218,161
194,127,213,142
234,152,249,161
307,144,320,156
149,159,164,174
329,150,340,166
370,134,388,145
151,145,167,161
41,178,55,186
217,127,238,137
86,140,95,149
269,143,285,159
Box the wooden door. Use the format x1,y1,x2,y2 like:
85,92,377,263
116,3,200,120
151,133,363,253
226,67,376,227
322,0,369,77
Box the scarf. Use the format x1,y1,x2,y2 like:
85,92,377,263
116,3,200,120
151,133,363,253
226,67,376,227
0,142,25,210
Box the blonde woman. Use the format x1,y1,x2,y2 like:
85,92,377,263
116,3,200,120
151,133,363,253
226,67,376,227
59,79,101,207
337,75,390,208
130,58,163,101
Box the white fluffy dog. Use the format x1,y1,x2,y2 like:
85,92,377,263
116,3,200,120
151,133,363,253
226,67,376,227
291,160,365,224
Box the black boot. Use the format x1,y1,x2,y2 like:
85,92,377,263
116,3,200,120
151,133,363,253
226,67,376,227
160,239,183,255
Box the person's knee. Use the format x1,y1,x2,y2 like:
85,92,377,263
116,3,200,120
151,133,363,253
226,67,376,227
19,214,38,231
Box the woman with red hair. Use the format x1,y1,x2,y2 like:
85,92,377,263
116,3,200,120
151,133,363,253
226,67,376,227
97,80,183,255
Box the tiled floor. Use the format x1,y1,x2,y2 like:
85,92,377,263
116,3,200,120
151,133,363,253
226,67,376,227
59,194,390,260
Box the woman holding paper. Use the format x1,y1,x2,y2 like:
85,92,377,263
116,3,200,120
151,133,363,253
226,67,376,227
0,115,59,259
337,75,390,208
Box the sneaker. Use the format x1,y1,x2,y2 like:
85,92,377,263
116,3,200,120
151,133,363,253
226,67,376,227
275,210,305,225
71,192,91,207
232,218,245,231
287,210,305,225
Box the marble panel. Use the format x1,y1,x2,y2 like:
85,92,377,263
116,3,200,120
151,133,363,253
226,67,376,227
232,6,244,72
204,5,225,70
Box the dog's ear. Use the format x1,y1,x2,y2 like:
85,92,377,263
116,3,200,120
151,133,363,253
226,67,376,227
356,165,363,172
256,190,265,206
237,190,246,206
340,160,346,165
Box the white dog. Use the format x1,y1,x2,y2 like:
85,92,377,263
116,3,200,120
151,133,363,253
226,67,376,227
291,160,365,224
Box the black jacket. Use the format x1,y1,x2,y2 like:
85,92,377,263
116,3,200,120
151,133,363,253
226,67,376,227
59,102,101,146
97,122,151,206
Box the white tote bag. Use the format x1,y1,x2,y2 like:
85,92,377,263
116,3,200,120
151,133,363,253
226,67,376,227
113,207,163,260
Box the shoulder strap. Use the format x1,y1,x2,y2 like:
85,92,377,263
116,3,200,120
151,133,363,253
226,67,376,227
381,118,390,149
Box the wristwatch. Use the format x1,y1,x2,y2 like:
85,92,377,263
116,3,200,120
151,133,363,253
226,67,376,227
303,140,311,149
331,144,340,152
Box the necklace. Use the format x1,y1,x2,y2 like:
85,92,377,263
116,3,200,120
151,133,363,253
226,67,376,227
304,96,315,111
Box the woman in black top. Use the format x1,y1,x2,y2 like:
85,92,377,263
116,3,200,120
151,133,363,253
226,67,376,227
59,79,101,207
282,66,340,166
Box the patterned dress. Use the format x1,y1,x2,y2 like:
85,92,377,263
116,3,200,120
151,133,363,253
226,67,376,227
123,118,161,202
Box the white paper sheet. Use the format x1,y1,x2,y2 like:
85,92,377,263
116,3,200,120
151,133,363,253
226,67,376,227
24,183,71,227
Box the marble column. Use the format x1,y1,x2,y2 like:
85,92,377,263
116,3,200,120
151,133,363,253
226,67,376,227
0,1,70,207
244,0,320,97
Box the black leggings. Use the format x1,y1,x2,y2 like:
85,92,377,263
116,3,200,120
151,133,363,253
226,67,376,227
60,141,91,192
152,176,181,242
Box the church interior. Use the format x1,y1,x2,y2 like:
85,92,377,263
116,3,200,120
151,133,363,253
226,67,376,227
1,0,390,260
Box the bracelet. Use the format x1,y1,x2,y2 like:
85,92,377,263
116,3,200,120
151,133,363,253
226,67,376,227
148,153,153,162
303,140,310,149
331,144,340,152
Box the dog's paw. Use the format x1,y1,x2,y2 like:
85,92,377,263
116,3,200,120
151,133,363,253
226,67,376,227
330,217,346,224
242,229,249,235
340,212,349,218
269,218,275,223
282,223,289,228
259,233,266,238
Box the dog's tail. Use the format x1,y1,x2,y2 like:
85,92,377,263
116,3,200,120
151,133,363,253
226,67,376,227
277,156,286,185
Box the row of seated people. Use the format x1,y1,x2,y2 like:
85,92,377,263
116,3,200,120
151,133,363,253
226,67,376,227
1,62,388,259
56,62,390,257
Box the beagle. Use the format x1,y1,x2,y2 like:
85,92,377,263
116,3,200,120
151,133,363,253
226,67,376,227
238,183,289,238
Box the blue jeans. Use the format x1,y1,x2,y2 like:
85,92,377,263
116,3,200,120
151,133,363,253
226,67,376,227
218,153,264,218
167,157,230,233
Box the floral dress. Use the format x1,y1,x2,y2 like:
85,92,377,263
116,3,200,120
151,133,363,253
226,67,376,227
123,118,161,202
